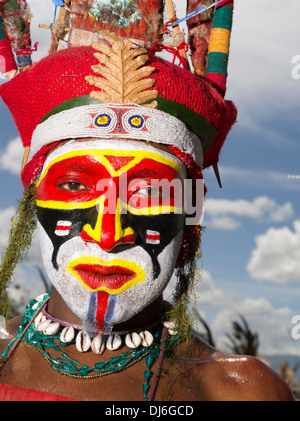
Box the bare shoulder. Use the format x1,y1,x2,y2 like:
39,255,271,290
211,350,295,401
172,337,295,401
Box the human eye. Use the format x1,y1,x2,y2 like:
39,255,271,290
127,179,170,211
128,179,163,203
132,185,162,199
57,181,91,192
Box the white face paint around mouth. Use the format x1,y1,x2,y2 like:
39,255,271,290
38,222,183,332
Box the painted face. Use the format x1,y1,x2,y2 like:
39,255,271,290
36,139,186,333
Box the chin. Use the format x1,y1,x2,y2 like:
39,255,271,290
38,222,182,331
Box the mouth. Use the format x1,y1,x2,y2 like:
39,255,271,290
73,264,136,292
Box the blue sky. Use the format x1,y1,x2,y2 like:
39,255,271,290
0,0,300,357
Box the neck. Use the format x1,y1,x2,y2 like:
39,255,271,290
47,287,166,334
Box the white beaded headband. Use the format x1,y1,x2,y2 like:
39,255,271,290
30,103,204,168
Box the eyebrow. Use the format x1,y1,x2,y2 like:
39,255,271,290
126,163,183,180
39,152,185,187
45,156,107,175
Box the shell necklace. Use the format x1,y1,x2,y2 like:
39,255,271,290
0,291,179,401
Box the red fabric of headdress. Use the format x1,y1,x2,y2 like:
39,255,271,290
0,44,237,187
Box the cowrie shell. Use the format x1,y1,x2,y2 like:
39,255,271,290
139,330,153,347
32,294,47,309
162,320,176,330
106,334,122,351
32,301,40,310
34,312,46,328
35,294,47,302
76,331,91,352
43,322,60,336
125,332,142,349
91,335,105,355
36,319,52,332
60,326,75,343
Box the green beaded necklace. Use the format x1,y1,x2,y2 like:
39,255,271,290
0,291,178,401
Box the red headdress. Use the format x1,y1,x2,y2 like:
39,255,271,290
0,0,237,189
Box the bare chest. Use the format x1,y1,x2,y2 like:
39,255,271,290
0,341,203,401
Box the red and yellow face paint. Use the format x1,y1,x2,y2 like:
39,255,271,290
36,139,186,331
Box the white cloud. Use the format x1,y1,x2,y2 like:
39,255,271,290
0,137,23,175
204,196,293,230
221,0,300,150
27,0,53,60
197,274,294,354
0,205,45,313
216,166,300,191
196,270,230,307
0,205,43,271
27,230,43,266
0,205,46,311
209,297,294,356
206,215,241,231
192,270,295,355
228,1,300,110
204,166,300,194
247,220,300,284
0,207,15,247
8,264,49,314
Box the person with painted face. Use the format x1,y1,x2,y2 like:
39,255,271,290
0,1,295,401
36,138,187,332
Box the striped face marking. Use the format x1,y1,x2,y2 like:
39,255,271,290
146,230,160,244
36,140,186,332
55,220,72,236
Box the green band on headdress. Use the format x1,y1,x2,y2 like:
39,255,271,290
39,95,100,124
206,52,229,76
0,16,5,40
39,95,217,156
153,97,217,155
211,6,233,30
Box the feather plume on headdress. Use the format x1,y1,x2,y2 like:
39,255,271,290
85,30,158,108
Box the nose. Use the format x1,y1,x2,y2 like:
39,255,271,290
81,196,136,251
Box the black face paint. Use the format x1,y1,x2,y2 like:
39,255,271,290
37,205,185,276
122,212,185,277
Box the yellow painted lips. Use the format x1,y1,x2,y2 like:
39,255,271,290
67,257,146,294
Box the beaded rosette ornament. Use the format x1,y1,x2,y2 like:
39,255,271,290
0,0,237,401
